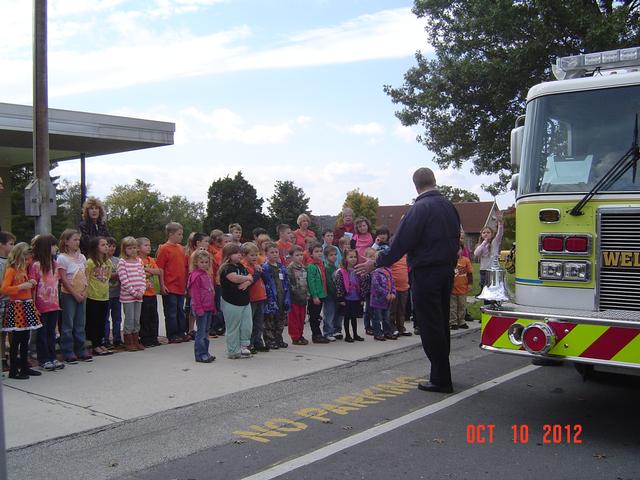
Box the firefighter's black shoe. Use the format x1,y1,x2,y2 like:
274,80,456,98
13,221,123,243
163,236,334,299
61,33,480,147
417,381,453,393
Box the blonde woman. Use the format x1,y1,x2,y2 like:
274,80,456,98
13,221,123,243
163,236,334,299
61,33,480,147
78,197,111,255
293,213,316,249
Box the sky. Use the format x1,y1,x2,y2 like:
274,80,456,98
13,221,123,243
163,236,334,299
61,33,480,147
1,0,514,216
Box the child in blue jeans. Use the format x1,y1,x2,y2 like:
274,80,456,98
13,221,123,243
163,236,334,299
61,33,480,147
187,250,216,363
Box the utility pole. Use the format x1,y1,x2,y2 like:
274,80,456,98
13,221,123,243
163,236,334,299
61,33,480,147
32,0,52,234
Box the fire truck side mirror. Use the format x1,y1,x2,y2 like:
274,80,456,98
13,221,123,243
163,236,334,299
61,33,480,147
510,125,524,170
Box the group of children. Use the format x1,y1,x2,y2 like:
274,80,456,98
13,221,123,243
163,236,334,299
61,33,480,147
0,208,502,379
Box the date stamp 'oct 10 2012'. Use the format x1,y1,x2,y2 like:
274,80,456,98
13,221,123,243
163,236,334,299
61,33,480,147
466,424,583,444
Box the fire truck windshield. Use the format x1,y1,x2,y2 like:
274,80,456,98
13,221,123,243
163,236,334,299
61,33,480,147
518,84,640,197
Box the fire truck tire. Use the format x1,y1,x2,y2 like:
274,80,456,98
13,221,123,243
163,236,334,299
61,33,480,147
574,363,594,381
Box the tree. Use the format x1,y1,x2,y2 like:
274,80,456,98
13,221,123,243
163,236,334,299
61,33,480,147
57,179,84,231
338,189,379,228
163,195,204,236
9,165,35,242
104,180,204,247
204,172,267,235
385,0,640,194
438,185,480,203
267,180,310,229
105,179,167,246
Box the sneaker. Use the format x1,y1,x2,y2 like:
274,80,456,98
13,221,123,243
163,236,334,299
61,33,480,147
266,343,279,350
168,337,183,344
40,361,56,371
77,354,93,362
240,347,252,357
399,331,413,336
413,328,420,335
250,347,258,354
52,360,65,370
385,334,398,340
227,353,241,359
334,334,343,340
65,356,78,364
24,368,42,376
255,344,270,352
458,323,469,329
345,336,354,343
374,335,386,341
326,335,337,342
312,336,329,344
365,329,374,336
181,334,192,342
353,335,365,341
299,337,309,345
292,339,305,345
196,356,215,363
277,341,288,349
8,372,29,380
450,325,459,330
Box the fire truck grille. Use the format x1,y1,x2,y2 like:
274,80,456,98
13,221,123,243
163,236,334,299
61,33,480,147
598,210,640,311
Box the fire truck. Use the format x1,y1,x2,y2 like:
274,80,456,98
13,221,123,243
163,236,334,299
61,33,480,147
480,47,640,376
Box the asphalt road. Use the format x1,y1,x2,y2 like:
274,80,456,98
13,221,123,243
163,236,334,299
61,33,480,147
9,330,640,480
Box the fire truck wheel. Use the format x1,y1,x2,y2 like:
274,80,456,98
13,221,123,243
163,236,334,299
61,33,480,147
574,363,594,381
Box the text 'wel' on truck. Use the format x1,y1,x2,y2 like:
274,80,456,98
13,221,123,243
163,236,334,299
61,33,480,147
480,46,640,377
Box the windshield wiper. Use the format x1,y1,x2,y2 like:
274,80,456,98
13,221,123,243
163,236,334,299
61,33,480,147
570,114,640,216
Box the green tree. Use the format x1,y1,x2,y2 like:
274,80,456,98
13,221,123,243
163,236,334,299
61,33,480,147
338,189,379,228
385,0,640,194
502,207,516,249
57,179,84,231
204,172,267,234
104,179,167,246
163,195,204,236
9,165,35,242
267,180,310,229
438,185,480,203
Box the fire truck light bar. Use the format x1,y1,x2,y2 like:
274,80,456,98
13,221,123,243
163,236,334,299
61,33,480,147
553,47,640,80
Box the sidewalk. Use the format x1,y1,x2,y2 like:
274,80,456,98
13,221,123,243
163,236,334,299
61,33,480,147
2,318,480,450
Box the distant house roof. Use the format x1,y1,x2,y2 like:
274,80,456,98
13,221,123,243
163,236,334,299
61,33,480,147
377,200,497,235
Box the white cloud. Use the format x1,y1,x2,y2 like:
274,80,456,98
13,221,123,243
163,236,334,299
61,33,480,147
343,122,385,136
0,6,429,101
296,115,312,126
394,124,418,143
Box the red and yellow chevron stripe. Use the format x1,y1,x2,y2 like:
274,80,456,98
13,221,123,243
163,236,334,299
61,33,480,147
481,314,640,365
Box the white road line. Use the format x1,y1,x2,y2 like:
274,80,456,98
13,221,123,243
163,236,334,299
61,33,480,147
241,364,539,480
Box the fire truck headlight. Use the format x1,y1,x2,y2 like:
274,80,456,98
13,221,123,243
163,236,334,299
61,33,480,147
563,261,591,281
539,261,564,280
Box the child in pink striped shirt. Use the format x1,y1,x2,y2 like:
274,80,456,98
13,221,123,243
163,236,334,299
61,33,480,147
118,236,146,351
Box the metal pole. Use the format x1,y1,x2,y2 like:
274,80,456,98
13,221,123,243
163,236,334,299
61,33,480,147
0,381,8,480
33,0,51,235
80,153,87,207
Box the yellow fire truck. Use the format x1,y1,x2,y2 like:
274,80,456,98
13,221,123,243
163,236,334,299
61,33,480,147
481,47,640,375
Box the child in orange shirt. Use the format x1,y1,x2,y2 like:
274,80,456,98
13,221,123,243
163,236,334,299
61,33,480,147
276,224,293,266
208,230,224,336
156,222,189,343
1,242,41,379
450,245,473,330
390,255,412,336
242,242,268,352
138,237,163,347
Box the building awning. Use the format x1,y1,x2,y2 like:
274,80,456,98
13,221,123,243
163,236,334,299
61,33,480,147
0,102,175,167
